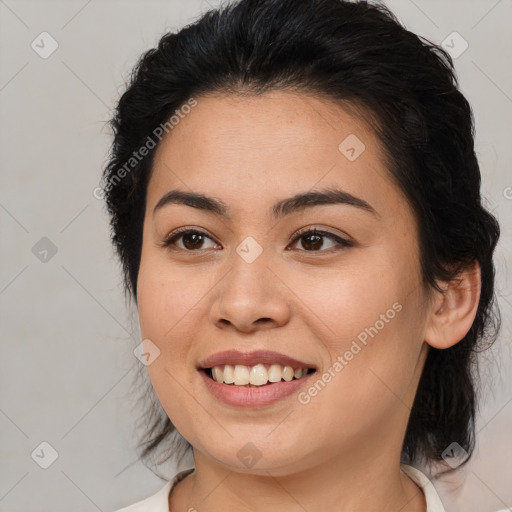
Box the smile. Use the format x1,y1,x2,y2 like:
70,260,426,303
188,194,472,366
199,366,317,408
206,363,314,386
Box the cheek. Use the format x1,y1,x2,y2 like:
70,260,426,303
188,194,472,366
136,257,210,343
297,303,423,448
295,259,423,398
136,265,202,434
291,258,406,344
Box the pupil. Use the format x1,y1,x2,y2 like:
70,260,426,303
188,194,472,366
184,233,203,250
303,234,322,251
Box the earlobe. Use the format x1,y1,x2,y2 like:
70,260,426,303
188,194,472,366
424,261,481,350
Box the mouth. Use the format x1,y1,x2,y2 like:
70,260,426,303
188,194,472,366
197,350,318,388
201,364,317,387
198,359,318,407
196,350,319,406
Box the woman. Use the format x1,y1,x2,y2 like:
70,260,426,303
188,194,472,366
103,0,502,510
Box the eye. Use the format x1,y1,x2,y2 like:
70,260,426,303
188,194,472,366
160,228,219,251
159,227,352,253
288,227,352,252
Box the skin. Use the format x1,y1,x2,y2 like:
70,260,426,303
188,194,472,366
136,90,481,512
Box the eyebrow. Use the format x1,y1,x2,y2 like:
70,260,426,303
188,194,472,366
153,187,380,220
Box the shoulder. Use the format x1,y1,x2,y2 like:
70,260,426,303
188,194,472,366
400,463,447,512
401,464,510,512
112,468,195,512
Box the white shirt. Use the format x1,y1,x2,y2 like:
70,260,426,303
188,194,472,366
113,463,449,511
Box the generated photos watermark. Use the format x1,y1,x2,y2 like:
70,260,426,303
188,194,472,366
298,301,403,405
93,97,198,200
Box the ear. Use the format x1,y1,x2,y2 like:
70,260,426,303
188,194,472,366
424,261,481,350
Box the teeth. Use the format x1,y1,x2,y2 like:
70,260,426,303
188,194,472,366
268,364,282,382
208,364,311,386
223,364,235,384
249,364,268,386
233,365,250,385
282,366,294,381
212,366,223,383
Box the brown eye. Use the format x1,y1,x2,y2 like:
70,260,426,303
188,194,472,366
162,229,219,251
300,232,324,251
180,232,206,250
289,228,352,252
160,227,352,254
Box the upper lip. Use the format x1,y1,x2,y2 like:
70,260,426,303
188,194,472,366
197,350,317,370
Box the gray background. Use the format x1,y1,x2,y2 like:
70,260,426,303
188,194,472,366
0,0,510,511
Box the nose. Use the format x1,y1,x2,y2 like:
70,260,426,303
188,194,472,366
210,250,292,334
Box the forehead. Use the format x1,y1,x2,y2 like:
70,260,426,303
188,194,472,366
147,90,407,221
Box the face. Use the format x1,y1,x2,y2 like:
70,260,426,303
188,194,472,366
136,90,433,476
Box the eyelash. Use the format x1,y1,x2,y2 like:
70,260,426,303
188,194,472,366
159,226,353,253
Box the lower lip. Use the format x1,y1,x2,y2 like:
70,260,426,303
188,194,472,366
199,369,315,408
